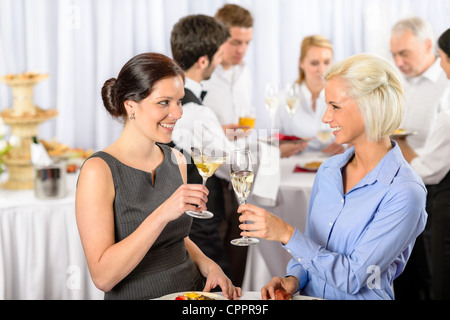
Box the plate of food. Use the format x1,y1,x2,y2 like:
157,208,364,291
390,128,417,139
276,133,314,144
259,134,314,145
157,291,227,300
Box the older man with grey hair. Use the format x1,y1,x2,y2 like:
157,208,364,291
390,17,450,150
390,17,450,301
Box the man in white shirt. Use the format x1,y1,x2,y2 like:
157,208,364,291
170,14,234,279
202,4,254,130
390,17,450,300
390,17,450,150
395,28,450,300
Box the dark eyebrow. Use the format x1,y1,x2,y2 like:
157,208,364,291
155,96,173,100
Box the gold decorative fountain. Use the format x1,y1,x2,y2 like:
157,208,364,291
0,72,58,189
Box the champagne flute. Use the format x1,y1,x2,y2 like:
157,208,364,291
230,149,259,246
317,123,332,144
285,83,300,117
265,83,279,130
185,147,227,219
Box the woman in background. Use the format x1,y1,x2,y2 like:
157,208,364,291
280,35,344,155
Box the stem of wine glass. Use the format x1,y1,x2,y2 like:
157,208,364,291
240,198,249,240
202,177,208,186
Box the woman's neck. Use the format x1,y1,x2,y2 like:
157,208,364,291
352,137,392,173
304,79,323,101
106,126,161,171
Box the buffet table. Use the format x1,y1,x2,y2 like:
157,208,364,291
0,173,103,300
243,152,328,291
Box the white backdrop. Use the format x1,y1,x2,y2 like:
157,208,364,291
0,0,449,151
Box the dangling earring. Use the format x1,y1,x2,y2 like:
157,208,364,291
130,113,135,120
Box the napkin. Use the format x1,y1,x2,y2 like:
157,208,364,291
31,140,52,166
276,133,303,141
294,165,317,173
251,141,280,207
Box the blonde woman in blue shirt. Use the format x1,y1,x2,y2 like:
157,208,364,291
238,53,427,300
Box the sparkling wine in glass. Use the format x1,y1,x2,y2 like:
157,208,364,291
285,83,300,116
230,149,259,246
317,123,332,144
185,147,227,219
265,83,279,129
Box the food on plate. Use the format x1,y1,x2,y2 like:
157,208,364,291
40,138,69,157
393,128,406,135
304,161,323,170
175,292,215,300
2,72,49,81
40,138,93,159
39,138,93,172
275,289,292,300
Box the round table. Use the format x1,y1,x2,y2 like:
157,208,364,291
0,173,103,300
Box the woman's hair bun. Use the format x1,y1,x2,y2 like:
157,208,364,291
101,78,119,117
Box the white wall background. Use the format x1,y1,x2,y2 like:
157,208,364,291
0,0,449,150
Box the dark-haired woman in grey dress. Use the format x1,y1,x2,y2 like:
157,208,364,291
76,52,241,300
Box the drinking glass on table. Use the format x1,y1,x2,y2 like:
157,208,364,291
265,83,279,129
230,149,259,246
238,107,256,131
317,122,333,144
285,83,300,117
185,147,227,219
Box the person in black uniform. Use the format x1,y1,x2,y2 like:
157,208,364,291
168,15,236,282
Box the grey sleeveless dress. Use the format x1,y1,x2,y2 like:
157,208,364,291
86,144,204,300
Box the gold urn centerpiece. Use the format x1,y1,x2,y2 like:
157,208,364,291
0,72,58,189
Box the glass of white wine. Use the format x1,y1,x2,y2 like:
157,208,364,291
265,83,279,129
285,83,300,117
230,149,259,246
317,123,333,145
185,147,227,219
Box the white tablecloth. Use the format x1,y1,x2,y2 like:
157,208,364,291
0,174,103,300
242,152,328,291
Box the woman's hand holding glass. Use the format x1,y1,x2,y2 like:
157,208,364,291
160,184,209,223
186,147,227,219
237,203,295,245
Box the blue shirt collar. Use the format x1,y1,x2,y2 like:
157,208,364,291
326,141,405,188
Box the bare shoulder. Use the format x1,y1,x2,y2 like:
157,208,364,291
76,156,115,201
78,156,112,182
169,147,187,183
170,148,187,165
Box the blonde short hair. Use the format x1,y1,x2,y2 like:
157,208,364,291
325,53,405,142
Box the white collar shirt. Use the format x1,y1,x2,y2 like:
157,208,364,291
411,108,450,185
202,62,253,125
401,57,450,150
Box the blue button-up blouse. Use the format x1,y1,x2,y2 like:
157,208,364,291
283,142,427,300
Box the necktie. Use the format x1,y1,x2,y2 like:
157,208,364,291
200,90,207,101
